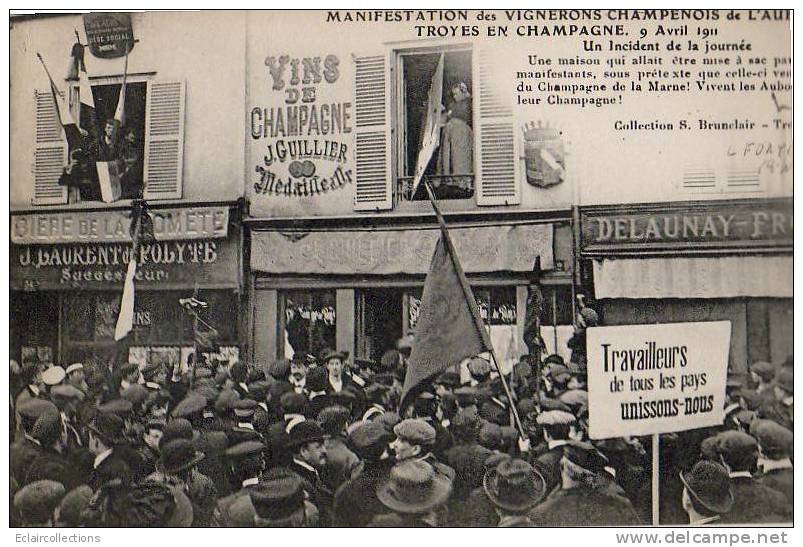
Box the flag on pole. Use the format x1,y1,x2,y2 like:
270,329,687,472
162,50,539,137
409,53,444,197
114,201,147,341
96,44,129,203
73,39,96,134
114,46,129,125
37,53,83,152
115,257,138,341
400,187,492,409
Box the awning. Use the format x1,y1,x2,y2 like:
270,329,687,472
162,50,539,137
251,224,553,275
593,256,792,299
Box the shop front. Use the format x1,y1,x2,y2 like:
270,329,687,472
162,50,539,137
10,203,243,368
579,198,793,373
248,214,575,369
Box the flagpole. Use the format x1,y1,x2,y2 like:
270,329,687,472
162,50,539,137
423,181,527,440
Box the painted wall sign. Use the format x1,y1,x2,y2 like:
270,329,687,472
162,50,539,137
83,12,136,58
11,206,229,245
10,234,239,291
249,53,354,209
251,223,553,275
580,198,792,256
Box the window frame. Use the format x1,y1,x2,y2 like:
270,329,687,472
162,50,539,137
65,73,154,205
392,42,476,206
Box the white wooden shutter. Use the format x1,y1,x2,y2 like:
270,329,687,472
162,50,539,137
353,52,392,211
143,80,185,200
473,48,521,206
33,89,68,205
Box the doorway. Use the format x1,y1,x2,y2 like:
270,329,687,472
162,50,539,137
357,288,405,362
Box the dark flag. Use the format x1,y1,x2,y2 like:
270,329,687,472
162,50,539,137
400,205,491,409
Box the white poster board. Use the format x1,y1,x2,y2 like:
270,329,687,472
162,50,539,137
587,321,731,440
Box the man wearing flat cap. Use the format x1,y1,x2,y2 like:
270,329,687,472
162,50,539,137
762,368,794,430
679,460,734,525
391,419,455,480
715,430,790,524
750,419,793,505
212,440,266,526
530,441,641,526
13,479,66,527
531,410,579,493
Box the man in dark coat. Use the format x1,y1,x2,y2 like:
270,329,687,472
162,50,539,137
332,422,394,527
24,411,86,490
443,412,492,526
211,441,265,527
529,441,642,526
390,419,455,481
287,421,332,526
531,410,578,494
11,399,57,486
714,430,790,524
751,419,793,505
318,405,359,492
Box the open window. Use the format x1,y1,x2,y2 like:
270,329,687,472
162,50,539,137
352,43,520,211
33,77,185,205
397,48,474,202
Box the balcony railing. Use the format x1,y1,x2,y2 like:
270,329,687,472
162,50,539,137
396,174,475,202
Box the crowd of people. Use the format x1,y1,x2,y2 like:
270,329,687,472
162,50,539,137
9,324,794,528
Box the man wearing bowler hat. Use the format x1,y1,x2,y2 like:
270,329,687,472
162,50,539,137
250,468,319,527
212,440,266,527
679,460,734,525
484,456,547,527
151,438,215,526
287,420,332,526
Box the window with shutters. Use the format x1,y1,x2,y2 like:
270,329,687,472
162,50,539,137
397,48,475,202
352,44,520,212
34,76,185,205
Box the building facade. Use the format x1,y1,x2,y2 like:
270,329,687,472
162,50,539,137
243,14,578,369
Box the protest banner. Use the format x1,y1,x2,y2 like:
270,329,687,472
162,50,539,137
587,321,731,439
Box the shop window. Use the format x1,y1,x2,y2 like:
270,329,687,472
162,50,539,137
540,285,575,326
33,78,186,206
398,50,474,202
280,290,337,360
406,285,517,330
63,289,236,347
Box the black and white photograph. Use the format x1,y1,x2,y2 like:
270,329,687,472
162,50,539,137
6,7,795,535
